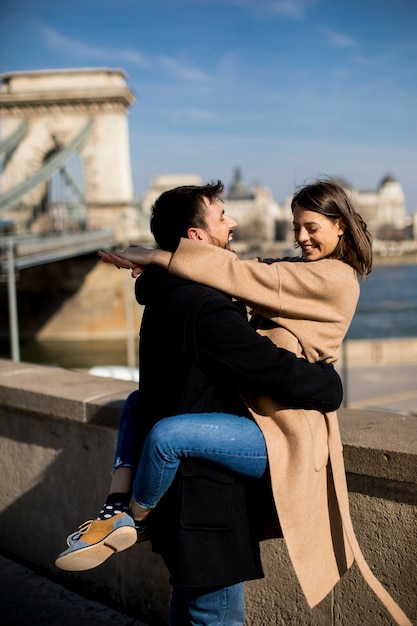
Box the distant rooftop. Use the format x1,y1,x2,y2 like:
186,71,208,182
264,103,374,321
227,167,254,200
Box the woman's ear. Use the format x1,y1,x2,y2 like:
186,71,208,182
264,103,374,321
337,219,346,236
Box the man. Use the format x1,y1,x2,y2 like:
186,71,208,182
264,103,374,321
122,180,342,625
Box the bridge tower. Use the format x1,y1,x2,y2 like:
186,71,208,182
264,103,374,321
0,68,136,241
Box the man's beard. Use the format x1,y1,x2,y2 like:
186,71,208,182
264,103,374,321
207,235,232,250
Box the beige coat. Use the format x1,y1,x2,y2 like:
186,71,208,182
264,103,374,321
169,239,411,626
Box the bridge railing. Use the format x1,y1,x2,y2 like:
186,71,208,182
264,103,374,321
0,229,118,362
0,228,116,262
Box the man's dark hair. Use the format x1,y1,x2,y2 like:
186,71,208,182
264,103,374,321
150,180,224,251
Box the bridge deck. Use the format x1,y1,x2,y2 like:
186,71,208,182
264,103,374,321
0,229,117,271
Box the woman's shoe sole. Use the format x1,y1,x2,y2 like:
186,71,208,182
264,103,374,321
55,525,138,571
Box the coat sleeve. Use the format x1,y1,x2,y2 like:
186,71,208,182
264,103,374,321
169,239,359,324
170,239,282,316
190,291,343,413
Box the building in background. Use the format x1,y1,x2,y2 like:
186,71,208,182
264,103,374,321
223,167,288,242
138,174,204,242
138,168,289,243
138,169,413,246
282,174,413,245
342,174,409,240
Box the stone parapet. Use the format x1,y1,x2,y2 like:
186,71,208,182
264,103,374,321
343,337,417,367
0,358,415,625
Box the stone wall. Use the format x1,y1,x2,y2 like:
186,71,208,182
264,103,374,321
0,358,415,625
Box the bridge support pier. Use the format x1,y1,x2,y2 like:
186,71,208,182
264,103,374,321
0,68,137,241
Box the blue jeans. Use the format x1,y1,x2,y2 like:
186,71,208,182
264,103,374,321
113,391,268,510
170,583,245,626
132,412,267,509
113,390,142,471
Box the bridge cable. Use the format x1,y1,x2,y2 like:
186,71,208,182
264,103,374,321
0,121,28,155
0,119,93,212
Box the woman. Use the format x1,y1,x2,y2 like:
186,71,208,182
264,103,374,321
56,180,411,625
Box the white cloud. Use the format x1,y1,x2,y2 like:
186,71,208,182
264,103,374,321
267,0,314,18
183,108,225,122
39,24,149,67
223,0,316,18
159,57,213,82
323,28,357,49
39,24,216,84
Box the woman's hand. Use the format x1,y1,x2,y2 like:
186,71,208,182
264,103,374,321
98,246,172,277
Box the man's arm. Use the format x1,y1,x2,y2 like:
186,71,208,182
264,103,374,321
192,292,342,413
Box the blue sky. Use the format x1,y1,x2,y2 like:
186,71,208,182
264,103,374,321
1,0,416,212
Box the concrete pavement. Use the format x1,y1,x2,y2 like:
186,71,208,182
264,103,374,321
0,553,150,626
340,362,417,415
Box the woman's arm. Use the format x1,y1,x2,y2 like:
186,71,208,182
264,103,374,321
98,247,172,277
169,239,283,315
98,242,283,317
98,240,358,329
168,239,359,325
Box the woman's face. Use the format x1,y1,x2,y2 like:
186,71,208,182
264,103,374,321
292,206,345,261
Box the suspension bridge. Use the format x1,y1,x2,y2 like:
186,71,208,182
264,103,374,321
0,68,137,361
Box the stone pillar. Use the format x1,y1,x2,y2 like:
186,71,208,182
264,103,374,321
0,68,136,241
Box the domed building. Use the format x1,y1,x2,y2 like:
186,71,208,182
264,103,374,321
343,174,408,239
223,168,287,241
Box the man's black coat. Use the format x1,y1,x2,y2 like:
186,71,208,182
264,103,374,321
133,266,342,588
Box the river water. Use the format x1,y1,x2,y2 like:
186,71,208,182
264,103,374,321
5,262,417,371
347,263,417,340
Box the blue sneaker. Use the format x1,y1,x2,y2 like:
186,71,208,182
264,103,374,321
66,517,150,547
55,512,137,571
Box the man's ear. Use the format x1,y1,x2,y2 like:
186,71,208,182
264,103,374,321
187,227,203,241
